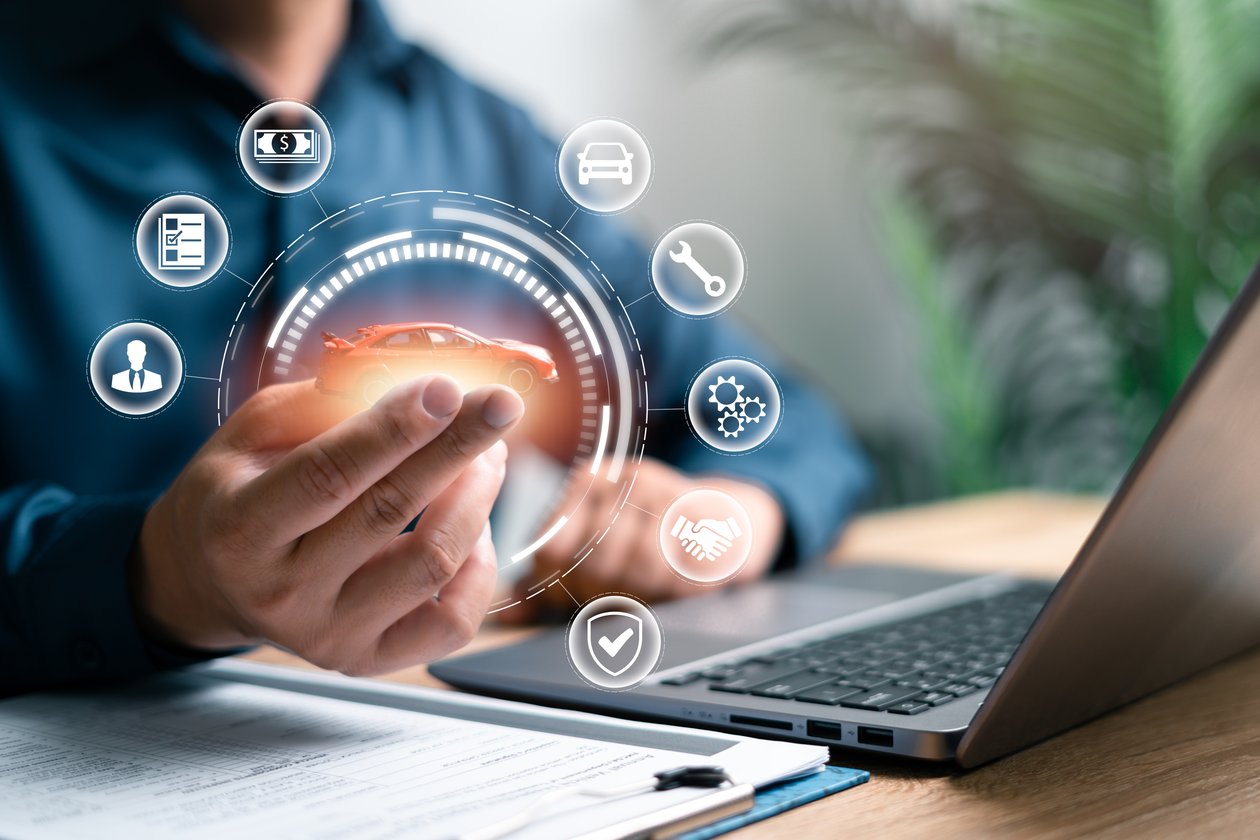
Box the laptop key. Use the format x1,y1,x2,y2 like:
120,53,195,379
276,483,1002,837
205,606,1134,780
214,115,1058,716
896,674,948,691
700,665,739,680
839,672,892,690
794,683,864,705
887,701,931,715
660,671,702,686
838,688,921,711
710,663,811,694
940,682,979,698
913,691,955,706
750,672,836,698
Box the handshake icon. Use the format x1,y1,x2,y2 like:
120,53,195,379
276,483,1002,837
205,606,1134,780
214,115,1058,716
670,514,743,563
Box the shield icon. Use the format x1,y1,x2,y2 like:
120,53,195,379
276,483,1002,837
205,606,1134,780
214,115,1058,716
587,611,643,677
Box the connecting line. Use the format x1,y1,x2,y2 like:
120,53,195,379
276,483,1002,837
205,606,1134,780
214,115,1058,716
185,374,219,382
647,407,684,412
311,191,328,219
556,580,582,607
223,267,253,286
558,206,579,232
625,502,660,519
624,290,656,308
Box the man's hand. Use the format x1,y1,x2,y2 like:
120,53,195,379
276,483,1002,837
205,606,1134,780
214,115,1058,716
132,375,524,676
508,457,785,620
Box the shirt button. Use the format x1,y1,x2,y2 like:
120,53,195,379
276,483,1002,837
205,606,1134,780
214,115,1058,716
73,639,103,670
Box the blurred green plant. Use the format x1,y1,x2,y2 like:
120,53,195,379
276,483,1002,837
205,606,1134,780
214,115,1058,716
706,0,1260,503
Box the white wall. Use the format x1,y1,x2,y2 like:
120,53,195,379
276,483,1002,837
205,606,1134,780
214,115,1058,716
381,0,936,463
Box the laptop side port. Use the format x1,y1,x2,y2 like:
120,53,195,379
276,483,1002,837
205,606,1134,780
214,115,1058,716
729,714,793,732
857,726,895,748
806,720,846,742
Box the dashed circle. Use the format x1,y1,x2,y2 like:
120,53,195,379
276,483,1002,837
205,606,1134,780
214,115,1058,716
685,357,783,454
557,118,653,214
133,193,231,290
565,593,664,691
87,321,185,418
236,99,334,196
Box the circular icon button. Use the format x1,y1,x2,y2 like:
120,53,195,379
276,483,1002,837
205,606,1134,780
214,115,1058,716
87,321,185,418
686,357,783,454
134,193,230,289
237,99,334,196
659,487,753,584
650,221,746,318
557,118,653,214
566,594,663,691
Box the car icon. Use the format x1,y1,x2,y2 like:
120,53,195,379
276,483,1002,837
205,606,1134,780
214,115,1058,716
316,322,559,404
577,142,634,186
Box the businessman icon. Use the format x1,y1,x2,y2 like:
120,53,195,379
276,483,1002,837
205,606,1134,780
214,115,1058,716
110,340,163,394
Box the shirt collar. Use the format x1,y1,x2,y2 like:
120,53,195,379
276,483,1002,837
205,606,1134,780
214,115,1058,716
158,0,414,98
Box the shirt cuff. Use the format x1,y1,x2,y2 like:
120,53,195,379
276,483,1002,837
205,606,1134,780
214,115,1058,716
24,493,224,686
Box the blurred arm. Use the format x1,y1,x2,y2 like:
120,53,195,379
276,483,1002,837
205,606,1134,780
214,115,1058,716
0,484,213,697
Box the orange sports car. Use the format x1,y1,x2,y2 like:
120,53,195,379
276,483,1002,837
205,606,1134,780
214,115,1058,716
317,322,559,403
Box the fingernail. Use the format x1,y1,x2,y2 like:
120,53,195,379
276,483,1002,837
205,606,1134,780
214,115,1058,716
482,388,524,429
422,376,462,418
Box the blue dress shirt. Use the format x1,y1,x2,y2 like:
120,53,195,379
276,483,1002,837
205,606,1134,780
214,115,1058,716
0,1,870,694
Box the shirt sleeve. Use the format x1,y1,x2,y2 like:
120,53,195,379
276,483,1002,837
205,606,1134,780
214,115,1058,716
472,93,874,566
0,483,221,696
565,219,873,566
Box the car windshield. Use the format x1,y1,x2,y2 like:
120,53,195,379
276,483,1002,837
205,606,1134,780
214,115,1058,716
585,144,624,160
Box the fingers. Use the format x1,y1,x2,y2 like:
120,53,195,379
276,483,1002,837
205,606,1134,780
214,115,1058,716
299,385,523,569
233,376,466,548
334,442,507,634
370,525,500,672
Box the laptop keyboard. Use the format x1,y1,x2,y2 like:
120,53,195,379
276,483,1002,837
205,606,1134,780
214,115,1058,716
658,582,1051,715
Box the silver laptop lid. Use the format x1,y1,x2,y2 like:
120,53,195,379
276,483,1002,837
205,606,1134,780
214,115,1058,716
960,264,1260,767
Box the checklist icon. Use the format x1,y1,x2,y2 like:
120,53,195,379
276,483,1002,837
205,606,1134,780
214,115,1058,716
158,213,206,271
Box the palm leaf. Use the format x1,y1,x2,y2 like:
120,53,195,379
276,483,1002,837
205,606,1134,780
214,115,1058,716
700,0,1260,499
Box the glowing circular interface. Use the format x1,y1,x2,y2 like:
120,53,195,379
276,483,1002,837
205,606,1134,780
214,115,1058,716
216,191,647,612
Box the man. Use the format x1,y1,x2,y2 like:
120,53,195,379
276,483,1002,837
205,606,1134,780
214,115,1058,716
110,341,164,394
0,0,870,694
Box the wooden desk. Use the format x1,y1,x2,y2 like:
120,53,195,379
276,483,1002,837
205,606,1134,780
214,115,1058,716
246,492,1260,838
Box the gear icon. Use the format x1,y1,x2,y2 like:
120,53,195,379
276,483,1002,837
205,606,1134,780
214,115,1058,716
741,395,767,424
707,375,745,413
718,409,746,438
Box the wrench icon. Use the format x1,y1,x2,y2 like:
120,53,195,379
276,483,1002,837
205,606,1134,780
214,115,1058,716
668,240,726,297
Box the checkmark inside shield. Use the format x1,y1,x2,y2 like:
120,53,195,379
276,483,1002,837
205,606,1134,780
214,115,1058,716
598,627,635,657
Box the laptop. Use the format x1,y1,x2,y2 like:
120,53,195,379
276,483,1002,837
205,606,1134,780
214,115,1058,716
431,261,1260,767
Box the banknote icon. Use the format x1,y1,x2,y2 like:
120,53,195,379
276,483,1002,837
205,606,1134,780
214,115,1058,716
253,129,320,163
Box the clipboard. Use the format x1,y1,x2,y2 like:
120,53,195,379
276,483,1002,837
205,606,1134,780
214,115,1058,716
0,660,837,840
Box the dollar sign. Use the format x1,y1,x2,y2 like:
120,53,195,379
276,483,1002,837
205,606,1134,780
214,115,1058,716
278,133,292,153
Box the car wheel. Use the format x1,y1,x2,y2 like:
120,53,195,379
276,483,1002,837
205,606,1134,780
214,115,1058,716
502,364,536,394
358,372,395,405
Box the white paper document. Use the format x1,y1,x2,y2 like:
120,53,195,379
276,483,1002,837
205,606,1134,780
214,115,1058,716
0,661,825,839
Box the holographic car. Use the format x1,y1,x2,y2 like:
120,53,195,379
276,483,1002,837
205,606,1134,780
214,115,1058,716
317,322,558,403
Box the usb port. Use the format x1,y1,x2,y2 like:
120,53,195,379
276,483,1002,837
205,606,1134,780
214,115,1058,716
806,720,846,742
857,726,895,748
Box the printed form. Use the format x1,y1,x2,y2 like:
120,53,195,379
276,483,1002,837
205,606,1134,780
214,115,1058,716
0,662,824,839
